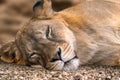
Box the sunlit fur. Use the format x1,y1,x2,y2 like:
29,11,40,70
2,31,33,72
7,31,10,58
55,0,120,66
1,0,120,71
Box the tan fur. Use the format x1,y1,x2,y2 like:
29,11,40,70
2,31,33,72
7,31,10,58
0,0,120,71
0,42,25,65
56,0,120,66
55,0,120,66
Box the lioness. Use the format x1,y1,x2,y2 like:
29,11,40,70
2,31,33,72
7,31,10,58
0,0,120,71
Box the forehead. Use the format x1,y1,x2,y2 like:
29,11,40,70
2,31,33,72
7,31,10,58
31,19,66,29
24,19,69,42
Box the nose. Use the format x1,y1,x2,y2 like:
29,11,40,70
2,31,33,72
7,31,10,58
50,48,62,62
57,48,62,60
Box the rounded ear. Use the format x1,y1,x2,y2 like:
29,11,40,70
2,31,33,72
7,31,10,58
0,42,25,65
33,0,55,19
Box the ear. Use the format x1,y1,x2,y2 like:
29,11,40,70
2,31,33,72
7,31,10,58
0,42,25,65
33,0,55,19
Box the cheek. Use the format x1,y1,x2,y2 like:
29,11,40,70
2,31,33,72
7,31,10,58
46,60,64,71
28,54,44,66
61,49,76,62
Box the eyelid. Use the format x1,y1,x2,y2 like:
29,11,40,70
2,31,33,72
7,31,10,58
46,26,51,38
28,51,39,58
28,52,36,58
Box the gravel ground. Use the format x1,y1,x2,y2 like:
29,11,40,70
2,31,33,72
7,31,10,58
0,62,120,80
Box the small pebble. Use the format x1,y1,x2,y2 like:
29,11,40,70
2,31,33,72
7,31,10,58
0,63,120,80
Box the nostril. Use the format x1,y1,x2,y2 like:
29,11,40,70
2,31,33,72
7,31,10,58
50,47,62,62
58,48,62,60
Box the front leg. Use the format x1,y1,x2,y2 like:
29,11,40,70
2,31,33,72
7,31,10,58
0,41,25,65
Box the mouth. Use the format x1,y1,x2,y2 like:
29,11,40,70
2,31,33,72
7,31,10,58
63,57,80,71
49,48,80,71
48,56,80,71
64,55,78,64
50,47,77,62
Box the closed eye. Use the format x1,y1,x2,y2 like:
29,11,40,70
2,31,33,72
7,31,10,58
46,26,51,38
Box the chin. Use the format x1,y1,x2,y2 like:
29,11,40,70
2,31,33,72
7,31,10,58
63,58,80,71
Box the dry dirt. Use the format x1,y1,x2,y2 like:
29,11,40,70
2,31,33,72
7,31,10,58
0,0,120,80
0,62,120,80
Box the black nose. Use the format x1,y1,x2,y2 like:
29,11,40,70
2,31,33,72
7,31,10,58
57,48,62,60
50,48,62,62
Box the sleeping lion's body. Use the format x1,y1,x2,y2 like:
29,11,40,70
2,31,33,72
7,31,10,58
56,0,120,66
0,0,120,71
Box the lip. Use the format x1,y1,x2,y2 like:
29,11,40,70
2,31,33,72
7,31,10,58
61,55,79,69
64,55,78,64
61,56,79,71
61,50,77,62
45,55,79,71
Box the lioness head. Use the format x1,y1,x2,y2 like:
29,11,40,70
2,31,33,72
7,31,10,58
15,19,80,71
14,0,80,71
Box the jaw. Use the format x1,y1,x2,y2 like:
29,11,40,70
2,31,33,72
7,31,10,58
46,61,64,71
46,57,80,71
63,58,80,71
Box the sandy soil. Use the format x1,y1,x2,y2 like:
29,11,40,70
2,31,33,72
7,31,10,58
0,62,120,80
